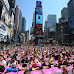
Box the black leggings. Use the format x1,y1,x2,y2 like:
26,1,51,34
0,65,5,72
40,63,51,69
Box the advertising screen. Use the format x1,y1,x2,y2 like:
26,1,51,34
36,24,42,35
36,7,42,15
36,1,42,7
36,14,42,24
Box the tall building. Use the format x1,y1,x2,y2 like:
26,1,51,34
8,0,16,40
15,6,22,33
61,7,68,18
8,0,15,9
56,7,70,45
35,1,43,35
68,0,74,45
45,15,56,44
59,7,68,23
19,10,22,33
0,0,11,43
46,15,56,32
32,13,35,27
25,30,29,44
15,6,22,43
21,17,26,33
30,1,43,45
35,1,44,44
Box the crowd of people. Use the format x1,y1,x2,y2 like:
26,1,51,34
0,45,74,74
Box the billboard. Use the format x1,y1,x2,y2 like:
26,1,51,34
36,7,42,15
36,1,42,7
36,14,42,24
36,24,42,35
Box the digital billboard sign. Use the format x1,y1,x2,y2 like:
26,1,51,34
36,14,42,24
36,7,42,15
36,24,42,35
36,1,42,7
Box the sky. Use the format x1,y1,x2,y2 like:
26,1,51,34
16,0,69,31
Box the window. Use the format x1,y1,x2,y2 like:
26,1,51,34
0,24,6,31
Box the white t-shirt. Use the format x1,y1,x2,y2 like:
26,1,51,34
1,60,6,67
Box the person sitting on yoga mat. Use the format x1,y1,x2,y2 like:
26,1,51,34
19,55,29,71
40,55,49,69
7,56,18,72
31,55,40,70
0,56,6,73
49,54,55,66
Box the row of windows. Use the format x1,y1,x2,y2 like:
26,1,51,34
0,24,6,31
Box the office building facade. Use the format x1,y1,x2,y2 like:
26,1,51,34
45,15,56,44
59,8,68,23
21,17,26,33
68,0,74,45
0,0,11,43
56,7,70,45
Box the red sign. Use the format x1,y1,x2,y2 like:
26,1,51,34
36,24,42,35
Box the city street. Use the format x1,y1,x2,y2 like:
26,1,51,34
0,0,74,74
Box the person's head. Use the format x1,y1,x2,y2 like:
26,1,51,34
49,54,52,58
60,57,63,61
12,57,16,62
23,55,26,60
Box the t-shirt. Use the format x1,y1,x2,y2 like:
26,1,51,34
21,59,29,67
1,60,6,67
21,59,29,63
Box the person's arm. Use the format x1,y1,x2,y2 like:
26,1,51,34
0,61,6,66
24,62,29,65
52,57,55,62
13,61,18,67
31,61,35,65
0,63,5,66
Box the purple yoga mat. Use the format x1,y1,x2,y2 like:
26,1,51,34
18,70,25,74
53,61,58,65
6,58,11,61
16,64,22,68
6,72,17,74
67,66,73,70
31,70,42,74
71,57,74,60
37,64,41,67
42,69,54,74
45,63,49,65
51,67,63,73
27,64,32,67
17,57,21,60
